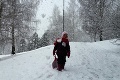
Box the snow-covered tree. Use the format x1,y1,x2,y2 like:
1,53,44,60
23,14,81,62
79,0,107,41
47,1,91,43
38,31,50,47
65,0,81,41
18,39,27,52
78,0,120,41
28,32,39,50
0,0,41,54
110,1,120,39
48,5,63,41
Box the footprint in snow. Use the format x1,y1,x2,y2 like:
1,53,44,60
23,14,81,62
46,74,53,78
38,74,44,78
46,56,50,60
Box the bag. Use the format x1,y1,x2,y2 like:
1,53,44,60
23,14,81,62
52,55,58,69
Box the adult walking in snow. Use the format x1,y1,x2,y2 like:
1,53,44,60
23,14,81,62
53,31,70,71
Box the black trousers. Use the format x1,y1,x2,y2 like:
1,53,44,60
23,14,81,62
57,55,66,65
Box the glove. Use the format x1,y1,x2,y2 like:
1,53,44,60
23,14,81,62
53,50,55,56
67,52,70,58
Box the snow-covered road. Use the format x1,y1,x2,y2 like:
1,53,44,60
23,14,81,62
0,40,120,80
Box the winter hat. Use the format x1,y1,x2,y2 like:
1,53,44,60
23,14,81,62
61,31,68,38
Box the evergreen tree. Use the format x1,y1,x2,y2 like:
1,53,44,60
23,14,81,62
18,39,26,52
78,0,119,41
39,31,49,47
0,0,41,54
28,32,39,50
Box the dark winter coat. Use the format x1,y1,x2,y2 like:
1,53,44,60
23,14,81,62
53,38,70,64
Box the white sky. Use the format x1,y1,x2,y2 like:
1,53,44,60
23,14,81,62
36,0,69,37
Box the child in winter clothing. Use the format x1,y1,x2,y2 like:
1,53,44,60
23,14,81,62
53,31,70,71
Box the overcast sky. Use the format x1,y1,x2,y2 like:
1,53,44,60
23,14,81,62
36,0,69,37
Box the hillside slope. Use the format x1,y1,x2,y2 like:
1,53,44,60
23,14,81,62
0,40,120,80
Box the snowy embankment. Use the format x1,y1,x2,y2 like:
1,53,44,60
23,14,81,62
0,40,120,80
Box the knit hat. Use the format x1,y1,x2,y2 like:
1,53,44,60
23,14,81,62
61,31,68,38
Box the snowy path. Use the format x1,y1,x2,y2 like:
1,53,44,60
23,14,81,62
0,41,120,80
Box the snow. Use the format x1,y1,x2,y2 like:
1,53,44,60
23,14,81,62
0,55,11,58
36,0,69,37
0,40,120,80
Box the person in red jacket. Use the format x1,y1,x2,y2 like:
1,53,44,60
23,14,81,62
53,31,70,71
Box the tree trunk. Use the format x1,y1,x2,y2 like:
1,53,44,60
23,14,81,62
11,22,15,54
11,0,16,54
94,32,97,42
0,2,3,32
99,30,103,41
99,0,105,41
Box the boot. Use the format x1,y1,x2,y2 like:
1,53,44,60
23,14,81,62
57,64,62,71
61,64,65,69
